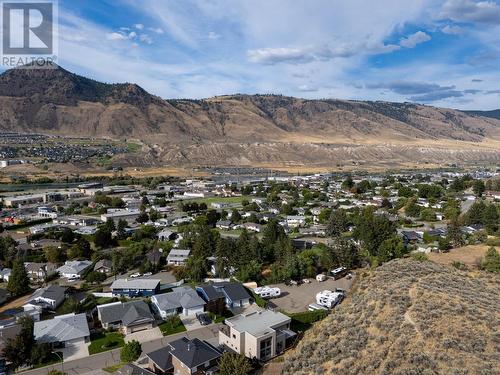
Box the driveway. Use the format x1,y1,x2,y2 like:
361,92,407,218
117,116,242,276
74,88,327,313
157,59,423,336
124,327,163,343
267,275,355,313
60,343,90,361
179,315,202,331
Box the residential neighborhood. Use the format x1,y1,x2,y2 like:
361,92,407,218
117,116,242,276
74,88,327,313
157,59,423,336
0,169,498,375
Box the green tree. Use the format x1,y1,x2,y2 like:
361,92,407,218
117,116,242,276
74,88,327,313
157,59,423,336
377,236,406,262
404,197,421,218
472,179,485,197
447,219,465,248
2,316,34,368
219,352,253,375
120,340,142,362
8,258,30,297
483,204,499,235
328,237,360,269
353,209,396,257
60,228,75,244
481,247,500,273
326,209,349,237
94,228,113,248
44,246,66,263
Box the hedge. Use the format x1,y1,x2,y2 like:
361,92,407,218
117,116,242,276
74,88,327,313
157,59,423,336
287,310,328,324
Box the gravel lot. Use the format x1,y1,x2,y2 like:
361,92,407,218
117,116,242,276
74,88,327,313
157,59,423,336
266,275,355,313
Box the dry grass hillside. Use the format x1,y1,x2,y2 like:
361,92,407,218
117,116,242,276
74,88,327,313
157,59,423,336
283,259,499,375
1,66,500,168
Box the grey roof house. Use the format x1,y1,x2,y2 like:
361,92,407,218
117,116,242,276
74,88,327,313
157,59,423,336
24,284,66,312
212,282,251,309
151,286,206,318
97,300,155,335
34,313,90,348
166,249,190,266
145,337,221,375
110,278,161,297
94,259,112,274
57,260,92,279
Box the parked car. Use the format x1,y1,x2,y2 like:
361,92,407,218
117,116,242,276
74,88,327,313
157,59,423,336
143,272,153,276
196,312,212,326
302,278,311,284
130,272,141,278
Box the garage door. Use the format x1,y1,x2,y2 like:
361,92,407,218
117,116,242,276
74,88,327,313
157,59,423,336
130,324,150,333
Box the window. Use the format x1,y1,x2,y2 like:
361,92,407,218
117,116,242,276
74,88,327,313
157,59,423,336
232,334,236,339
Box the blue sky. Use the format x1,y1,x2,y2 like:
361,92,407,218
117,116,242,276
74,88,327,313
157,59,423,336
36,0,500,109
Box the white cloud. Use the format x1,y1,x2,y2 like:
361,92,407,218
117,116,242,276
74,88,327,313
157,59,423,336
106,32,128,41
440,0,500,25
139,34,153,44
128,31,137,39
441,24,463,34
149,27,165,34
134,23,145,30
208,31,221,40
399,31,431,48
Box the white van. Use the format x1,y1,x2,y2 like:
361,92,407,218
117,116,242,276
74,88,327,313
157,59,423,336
254,286,281,299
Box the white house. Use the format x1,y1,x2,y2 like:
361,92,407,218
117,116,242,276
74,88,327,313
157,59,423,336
151,286,206,318
166,249,191,266
57,260,92,279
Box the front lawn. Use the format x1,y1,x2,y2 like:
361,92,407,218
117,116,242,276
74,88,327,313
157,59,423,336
158,317,187,336
88,332,125,355
32,351,63,369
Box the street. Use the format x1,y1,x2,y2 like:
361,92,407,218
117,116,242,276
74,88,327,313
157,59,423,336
19,324,222,375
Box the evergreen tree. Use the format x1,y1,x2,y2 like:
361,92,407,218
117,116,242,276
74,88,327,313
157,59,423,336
326,209,349,237
8,258,30,297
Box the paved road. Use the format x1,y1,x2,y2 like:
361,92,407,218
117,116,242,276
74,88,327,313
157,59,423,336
20,324,221,375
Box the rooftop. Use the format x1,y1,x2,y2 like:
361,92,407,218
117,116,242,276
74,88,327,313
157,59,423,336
225,309,291,337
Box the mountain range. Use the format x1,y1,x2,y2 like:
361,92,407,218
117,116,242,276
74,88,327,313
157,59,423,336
1,65,499,169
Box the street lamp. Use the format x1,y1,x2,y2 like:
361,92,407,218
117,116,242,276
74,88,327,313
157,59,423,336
52,351,64,374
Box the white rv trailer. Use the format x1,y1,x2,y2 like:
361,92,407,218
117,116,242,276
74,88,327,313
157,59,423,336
316,290,344,309
253,286,281,299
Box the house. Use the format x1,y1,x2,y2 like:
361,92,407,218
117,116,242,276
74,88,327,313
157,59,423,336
166,249,191,266
113,364,156,375
110,278,161,297
216,220,232,230
94,259,113,274
24,285,66,312
211,282,251,309
24,262,58,281
145,337,221,375
157,229,177,242
195,285,226,315
401,230,421,244
34,313,90,348
0,268,12,282
219,309,295,361
286,215,306,228
151,286,206,318
57,260,92,279
242,222,262,233
97,300,155,334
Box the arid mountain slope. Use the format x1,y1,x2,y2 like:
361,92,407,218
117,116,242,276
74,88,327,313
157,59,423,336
0,66,499,167
283,259,499,375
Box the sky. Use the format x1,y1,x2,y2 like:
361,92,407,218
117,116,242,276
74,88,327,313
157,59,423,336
10,0,500,109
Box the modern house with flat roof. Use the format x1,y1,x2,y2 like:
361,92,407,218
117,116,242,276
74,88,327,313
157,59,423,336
219,309,295,361
110,278,161,297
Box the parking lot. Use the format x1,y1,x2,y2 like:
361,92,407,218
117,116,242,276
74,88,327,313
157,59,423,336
266,275,356,313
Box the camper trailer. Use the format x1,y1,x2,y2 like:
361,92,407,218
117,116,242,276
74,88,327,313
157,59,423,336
316,290,344,309
316,274,327,282
330,266,348,280
253,286,281,299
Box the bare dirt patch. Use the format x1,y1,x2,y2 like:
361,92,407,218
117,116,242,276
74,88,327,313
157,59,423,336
428,245,489,268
